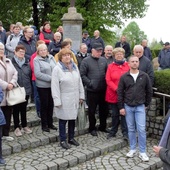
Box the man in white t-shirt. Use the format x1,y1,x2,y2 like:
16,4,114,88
117,55,152,162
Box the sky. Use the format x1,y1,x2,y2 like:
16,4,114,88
124,0,170,43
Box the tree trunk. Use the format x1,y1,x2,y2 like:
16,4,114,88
32,0,39,29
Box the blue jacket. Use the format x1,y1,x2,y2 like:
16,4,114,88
158,49,170,69
0,87,6,126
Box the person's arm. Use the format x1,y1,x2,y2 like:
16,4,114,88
0,87,4,103
125,43,131,58
117,75,125,110
5,36,14,52
146,61,154,86
34,58,51,82
145,74,153,107
39,32,50,44
80,60,92,88
51,66,61,107
106,65,118,91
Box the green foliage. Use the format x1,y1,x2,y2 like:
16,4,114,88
154,70,170,94
0,0,148,44
122,21,147,50
151,50,160,59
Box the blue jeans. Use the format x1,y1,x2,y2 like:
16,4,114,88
124,104,146,153
59,119,75,142
110,103,128,136
32,81,40,117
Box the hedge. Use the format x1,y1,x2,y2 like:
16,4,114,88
154,69,170,94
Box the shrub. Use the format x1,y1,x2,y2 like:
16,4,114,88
154,69,170,94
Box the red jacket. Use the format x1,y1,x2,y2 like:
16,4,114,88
30,52,37,81
105,62,130,103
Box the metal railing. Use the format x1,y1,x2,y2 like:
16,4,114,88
153,87,170,118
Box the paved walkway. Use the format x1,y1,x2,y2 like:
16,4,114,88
0,105,163,170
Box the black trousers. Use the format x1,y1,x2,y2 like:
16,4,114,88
13,95,29,129
1,106,13,136
87,90,108,132
37,87,54,129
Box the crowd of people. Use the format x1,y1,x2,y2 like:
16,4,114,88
0,20,169,169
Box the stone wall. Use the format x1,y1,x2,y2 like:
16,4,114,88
146,97,164,139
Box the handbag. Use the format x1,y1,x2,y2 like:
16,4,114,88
77,102,87,131
6,83,26,106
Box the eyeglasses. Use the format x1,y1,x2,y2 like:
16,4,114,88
17,50,25,54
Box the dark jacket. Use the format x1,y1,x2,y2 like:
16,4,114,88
12,57,32,95
0,30,6,45
139,55,154,86
158,49,170,69
143,46,152,61
115,41,131,58
82,37,91,53
80,55,107,92
18,36,36,61
159,132,170,170
117,70,153,109
90,37,105,54
76,52,90,69
48,41,61,56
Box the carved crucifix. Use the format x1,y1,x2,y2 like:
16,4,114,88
70,0,75,7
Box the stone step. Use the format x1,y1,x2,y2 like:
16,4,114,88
1,130,128,170
67,138,163,170
4,109,112,156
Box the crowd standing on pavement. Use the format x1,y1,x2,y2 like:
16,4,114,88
0,20,169,168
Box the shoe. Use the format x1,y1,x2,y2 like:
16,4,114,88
23,127,32,134
49,125,58,131
139,153,149,161
123,135,128,141
60,141,70,149
90,130,98,136
107,133,116,139
126,150,136,158
14,128,22,137
68,138,80,146
42,128,50,132
2,136,14,141
98,127,110,133
0,158,6,166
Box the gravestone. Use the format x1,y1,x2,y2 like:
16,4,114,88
61,5,84,52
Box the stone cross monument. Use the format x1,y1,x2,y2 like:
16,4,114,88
61,0,84,52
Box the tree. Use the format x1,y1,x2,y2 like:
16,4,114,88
122,21,147,50
0,0,148,43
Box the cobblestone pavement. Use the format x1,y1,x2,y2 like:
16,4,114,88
0,105,163,170
68,138,163,170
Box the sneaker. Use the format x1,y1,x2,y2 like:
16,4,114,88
14,128,22,137
126,150,136,158
139,153,149,162
23,127,32,134
2,136,14,141
0,158,6,166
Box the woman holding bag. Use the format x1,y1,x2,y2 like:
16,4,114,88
0,42,18,141
51,48,84,149
12,45,32,137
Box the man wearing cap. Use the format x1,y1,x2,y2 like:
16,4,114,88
158,42,170,70
80,42,108,136
82,30,91,53
0,21,6,45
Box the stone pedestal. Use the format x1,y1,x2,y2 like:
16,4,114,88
61,7,84,52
